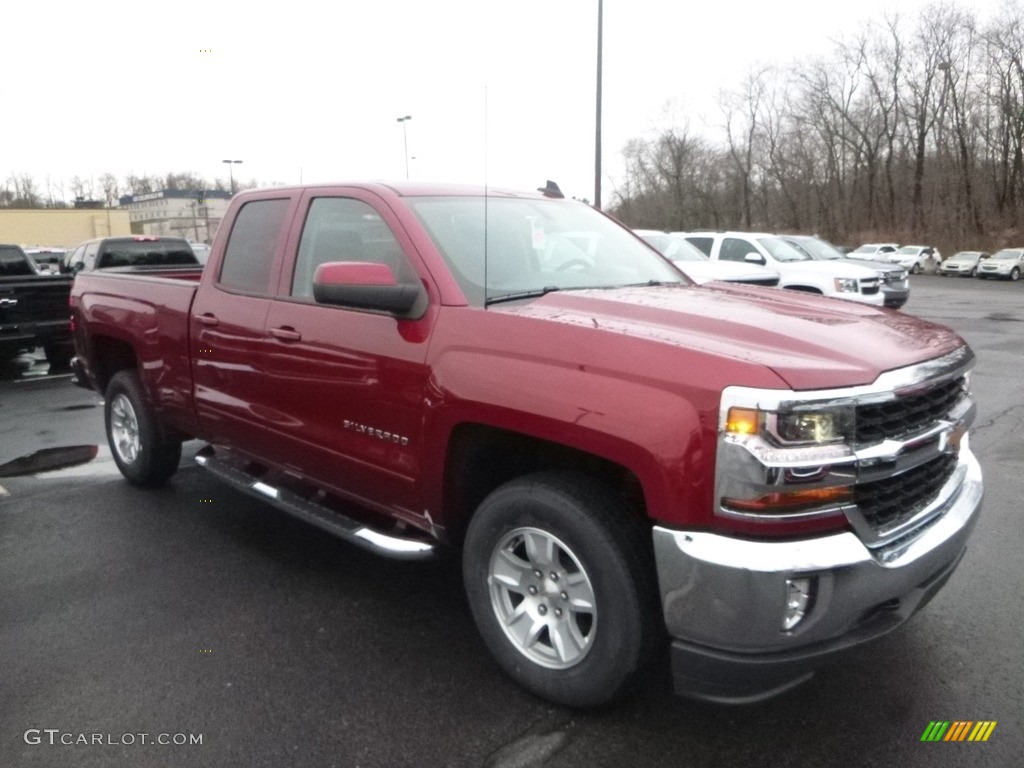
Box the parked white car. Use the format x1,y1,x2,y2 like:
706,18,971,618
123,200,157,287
850,243,899,262
976,248,1024,280
679,231,885,305
635,230,780,287
889,245,940,274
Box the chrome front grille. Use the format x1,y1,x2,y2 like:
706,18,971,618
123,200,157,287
855,378,965,443
855,452,959,534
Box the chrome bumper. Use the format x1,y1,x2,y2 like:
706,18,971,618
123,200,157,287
652,442,983,704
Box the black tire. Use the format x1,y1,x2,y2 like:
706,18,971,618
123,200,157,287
1011,267,1020,281
969,267,976,277
104,370,182,486
911,262,921,275
44,343,73,370
463,471,660,707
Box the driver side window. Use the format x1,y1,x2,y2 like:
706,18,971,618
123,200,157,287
720,238,755,262
291,197,415,300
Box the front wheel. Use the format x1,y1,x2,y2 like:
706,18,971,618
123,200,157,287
105,370,182,486
1011,267,1020,281
463,472,660,707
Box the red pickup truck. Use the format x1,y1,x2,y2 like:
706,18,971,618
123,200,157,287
70,182,983,707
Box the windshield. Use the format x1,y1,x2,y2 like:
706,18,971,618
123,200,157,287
409,197,686,305
757,236,811,262
787,236,843,260
896,246,923,254
949,252,980,261
990,249,1023,260
641,233,708,262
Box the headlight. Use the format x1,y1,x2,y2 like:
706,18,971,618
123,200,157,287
771,409,853,444
727,406,854,446
833,277,859,293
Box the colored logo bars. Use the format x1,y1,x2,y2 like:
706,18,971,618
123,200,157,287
921,721,997,742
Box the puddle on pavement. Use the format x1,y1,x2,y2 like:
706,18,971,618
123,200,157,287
0,444,101,477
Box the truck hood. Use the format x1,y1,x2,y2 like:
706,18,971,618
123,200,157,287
498,283,964,390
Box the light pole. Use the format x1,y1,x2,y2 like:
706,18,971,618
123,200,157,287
222,159,243,195
595,0,603,209
396,116,412,179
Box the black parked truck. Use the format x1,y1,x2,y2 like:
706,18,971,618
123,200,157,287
0,244,74,367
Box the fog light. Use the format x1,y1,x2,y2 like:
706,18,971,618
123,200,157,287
783,578,813,631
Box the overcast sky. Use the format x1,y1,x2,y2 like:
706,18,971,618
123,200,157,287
4,0,1012,203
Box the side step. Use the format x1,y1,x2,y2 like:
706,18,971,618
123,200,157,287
194,448,436,561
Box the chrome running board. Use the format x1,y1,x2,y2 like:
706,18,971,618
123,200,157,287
194,447,436,561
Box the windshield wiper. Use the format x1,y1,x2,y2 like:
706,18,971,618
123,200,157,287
619,279,671,288
485,286,562,306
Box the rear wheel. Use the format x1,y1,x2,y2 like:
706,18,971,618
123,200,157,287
105,370,182,486
463,472,660,707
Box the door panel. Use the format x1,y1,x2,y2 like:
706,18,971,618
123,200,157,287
260,192,434,517
191,194,298,451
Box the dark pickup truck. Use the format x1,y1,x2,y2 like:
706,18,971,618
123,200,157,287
1,243,73,366
70,182,983,707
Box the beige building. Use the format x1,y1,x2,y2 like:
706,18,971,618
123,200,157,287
0,208,131,248
118,190,232,244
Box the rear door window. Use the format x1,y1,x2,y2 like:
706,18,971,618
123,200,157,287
219,199,291,295
684,236,713,256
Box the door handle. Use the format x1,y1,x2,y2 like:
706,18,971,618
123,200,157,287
198,313,219,327
270,326,302,342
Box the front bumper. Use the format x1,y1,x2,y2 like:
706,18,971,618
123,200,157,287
881,285,909,308
652,443,983,704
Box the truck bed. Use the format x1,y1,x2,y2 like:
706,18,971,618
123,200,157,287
72,268,204,436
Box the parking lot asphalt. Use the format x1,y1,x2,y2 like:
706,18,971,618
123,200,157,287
1,276,1021,768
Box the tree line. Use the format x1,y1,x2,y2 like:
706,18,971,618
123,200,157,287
611,1,1024,254
0,172,260,209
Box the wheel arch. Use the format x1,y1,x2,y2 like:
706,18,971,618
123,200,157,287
439,423,649,545
90,334,140,393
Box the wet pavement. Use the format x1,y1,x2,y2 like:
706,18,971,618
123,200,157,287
1,283,1022,767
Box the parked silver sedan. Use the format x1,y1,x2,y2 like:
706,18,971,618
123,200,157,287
976,248,1024,280
939,251,990,277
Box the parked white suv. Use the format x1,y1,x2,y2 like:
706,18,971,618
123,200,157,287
680,231,885,306
635,230,780,286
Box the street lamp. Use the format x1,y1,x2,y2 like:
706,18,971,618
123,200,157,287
222,159,243,195
595,0,603,209
396,116,412,179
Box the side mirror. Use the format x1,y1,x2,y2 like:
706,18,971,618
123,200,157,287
744,252,766,265
313,262,424,317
